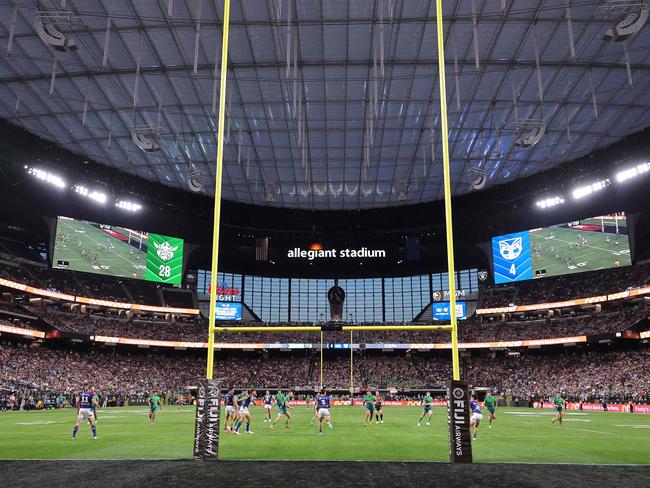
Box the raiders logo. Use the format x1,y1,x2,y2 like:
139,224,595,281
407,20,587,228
478,270,488,281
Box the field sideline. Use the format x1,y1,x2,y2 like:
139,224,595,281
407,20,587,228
1,406,649,464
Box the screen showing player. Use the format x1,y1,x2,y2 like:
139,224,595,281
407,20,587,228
492,213,631,284
52,216,184,285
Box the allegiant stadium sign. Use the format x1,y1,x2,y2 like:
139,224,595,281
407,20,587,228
287,247,387,260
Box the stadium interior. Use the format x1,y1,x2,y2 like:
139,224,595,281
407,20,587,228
1,0,650,486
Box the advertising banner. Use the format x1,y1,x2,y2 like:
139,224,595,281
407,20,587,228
0,323,45,338
533,402,650,414
432,301,467,321
447,380,473,463
193,380,221,460
215,302,242,321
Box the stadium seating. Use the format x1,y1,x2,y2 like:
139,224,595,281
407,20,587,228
479,262,650,308
1,340,647,404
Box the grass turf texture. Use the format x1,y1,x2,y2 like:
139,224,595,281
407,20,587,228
53,218,148,280
529,226,631,278
1,406,649,464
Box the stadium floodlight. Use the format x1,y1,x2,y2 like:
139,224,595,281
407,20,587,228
26,167,66,189
73,185,89,196
74,185,107,204
572,179,611,199
116,200,142,212
88,191,107,204
615,162,650,183
535,196,564,209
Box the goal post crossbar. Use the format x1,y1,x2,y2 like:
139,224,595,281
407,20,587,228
210,325,453,333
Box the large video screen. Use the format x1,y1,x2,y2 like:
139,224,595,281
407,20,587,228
52,216,184,285
432,301,467,321
492,213,631,284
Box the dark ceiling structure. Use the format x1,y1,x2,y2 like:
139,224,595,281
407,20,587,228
1,0,650,211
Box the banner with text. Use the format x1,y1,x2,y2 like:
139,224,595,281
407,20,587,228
193,380,221,460
447,380,473,463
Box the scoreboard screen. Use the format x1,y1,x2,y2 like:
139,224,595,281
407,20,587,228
492,213,631,284
52,216,184,285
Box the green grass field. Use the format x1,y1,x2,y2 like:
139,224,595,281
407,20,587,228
52,218,148,280
529,225,631,278
1,406,649,464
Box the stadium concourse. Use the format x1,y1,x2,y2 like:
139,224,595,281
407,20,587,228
3,0,650,486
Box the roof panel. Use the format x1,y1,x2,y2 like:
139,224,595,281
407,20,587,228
0,0,649,209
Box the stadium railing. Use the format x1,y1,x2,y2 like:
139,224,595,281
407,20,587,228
0,277,199,316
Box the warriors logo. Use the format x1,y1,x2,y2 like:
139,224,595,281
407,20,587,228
498,237,522,261
154,241,178,262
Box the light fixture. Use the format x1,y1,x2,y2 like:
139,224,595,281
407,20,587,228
572,179,611,199
74,185,107,204
26,167,66,189
116,200,142,212
535,196,565,209
615,162,650,183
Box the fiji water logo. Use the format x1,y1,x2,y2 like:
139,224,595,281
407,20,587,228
498,237,522,261
154,241,178,261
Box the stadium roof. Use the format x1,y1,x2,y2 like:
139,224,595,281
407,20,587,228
1,0,650,210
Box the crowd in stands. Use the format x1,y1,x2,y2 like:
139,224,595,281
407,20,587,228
0,259,172,306
479,262,650,308
21,302,645,345
1,339,647,404
462,305,647,342
35,309,206,342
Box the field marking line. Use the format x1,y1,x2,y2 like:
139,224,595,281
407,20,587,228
564,427,612,435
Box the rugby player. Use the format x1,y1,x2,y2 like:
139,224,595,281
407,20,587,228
551,393,565,427
72,387,98,440
315,389,334,435
374,391,384,424
271,390,294,430
223,388,237,431
484,391,497,428
469,394,483,440
417,391,434,426
147,391,162,424
362,390,376,426
234,390,256,435
262,390,274,422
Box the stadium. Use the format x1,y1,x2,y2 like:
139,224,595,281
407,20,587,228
1,0,650,486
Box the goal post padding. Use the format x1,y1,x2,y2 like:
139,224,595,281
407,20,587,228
447,380,473,463
193,380,221,460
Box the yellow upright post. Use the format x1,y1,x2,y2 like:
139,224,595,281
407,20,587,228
435,0,461,380
320,331,324,390
206,0,231,379
349,331,353,397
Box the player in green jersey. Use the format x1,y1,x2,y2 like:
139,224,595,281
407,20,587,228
551,393,565,427
147,392,162,424
271,390,294,430
484,391,497,428
418,392,434,426
363,390,376,426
